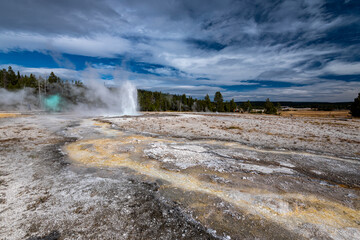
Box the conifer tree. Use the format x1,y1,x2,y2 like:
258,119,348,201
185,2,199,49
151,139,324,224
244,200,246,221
264,98,277,114
242,100,252,113
214,91,224,112
204,94,212,111
350,92,360,117
230,99,237,112
48,72,60,83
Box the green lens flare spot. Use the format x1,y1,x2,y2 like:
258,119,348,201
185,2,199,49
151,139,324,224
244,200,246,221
44,94,61,112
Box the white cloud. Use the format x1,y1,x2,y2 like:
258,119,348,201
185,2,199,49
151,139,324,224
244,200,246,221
323,61,360,75
0,0,359,101
0,32,131,58
229,80,360,102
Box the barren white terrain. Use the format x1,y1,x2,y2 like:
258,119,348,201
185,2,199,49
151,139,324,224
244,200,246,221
1,112,359,239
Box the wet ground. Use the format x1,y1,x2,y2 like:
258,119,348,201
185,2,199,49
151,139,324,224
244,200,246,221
0,112,359,239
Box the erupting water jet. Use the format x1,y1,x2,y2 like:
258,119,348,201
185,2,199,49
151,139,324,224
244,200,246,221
118,80,138,116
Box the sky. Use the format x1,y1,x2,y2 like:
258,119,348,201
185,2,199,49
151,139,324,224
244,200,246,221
0,0,359,102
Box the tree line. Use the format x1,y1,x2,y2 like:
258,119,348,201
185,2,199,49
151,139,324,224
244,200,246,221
138,90,238,112
0,66,83,90
1,66,247,113
5,66,358,116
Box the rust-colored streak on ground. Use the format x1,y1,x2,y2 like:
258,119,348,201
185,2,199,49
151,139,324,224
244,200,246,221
279,110,350,118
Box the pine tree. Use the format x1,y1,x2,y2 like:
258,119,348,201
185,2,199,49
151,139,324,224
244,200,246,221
188,96,194,109
350,92,360,117
242,100,252,113
48,72,60,83
230,99,237,112
7,66,17,89
28,74,38,88
264,98,277,114
214,91,224,112
204,94,212,111
224,101,231,112
181,94,187,106
0,69,4,88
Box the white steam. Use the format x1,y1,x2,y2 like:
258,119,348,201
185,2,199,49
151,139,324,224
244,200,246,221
73,67,138,116
0,88,38,111
0,68,138,116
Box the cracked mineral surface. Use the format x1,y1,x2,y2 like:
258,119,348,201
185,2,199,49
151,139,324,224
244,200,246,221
1,112,359,239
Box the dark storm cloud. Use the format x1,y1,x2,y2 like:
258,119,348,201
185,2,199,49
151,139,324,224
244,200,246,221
0,0,359,101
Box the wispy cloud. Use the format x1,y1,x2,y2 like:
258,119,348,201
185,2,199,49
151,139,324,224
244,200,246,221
0,0,359,101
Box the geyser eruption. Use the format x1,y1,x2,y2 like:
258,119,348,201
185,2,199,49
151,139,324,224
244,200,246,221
79,68,138,116
118,81,137,115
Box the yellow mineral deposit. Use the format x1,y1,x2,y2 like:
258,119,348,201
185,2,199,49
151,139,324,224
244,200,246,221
0,113,22,118
65,120,360,238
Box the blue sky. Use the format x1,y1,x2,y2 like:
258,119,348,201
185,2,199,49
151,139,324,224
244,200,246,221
0,0,359,101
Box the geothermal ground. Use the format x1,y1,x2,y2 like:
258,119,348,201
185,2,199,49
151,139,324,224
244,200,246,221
0,112,359,239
